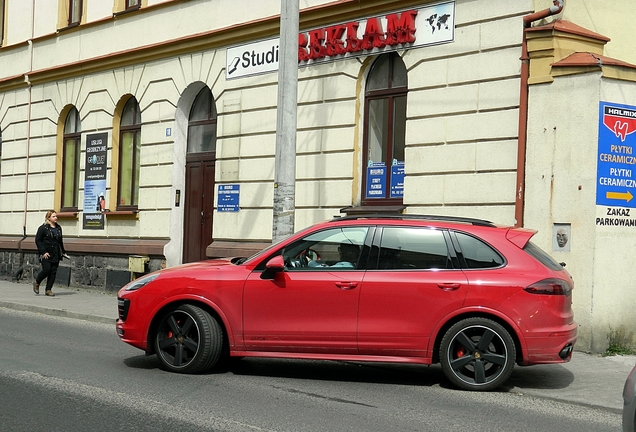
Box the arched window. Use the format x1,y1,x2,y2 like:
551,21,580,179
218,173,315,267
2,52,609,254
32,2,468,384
187,88,217,154
61,107,81,211
118,97,141,209
362,53,407,204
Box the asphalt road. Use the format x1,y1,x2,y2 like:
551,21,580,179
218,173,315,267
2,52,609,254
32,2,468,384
0,308,622,432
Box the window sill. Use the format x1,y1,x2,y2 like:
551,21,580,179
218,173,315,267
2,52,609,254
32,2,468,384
56,211,80,219
113,5,141,17
105,210,139,220
340,205,405,216
57,22,80,32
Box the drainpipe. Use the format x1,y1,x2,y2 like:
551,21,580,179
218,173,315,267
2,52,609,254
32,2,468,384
23,1,36,234
514,0,564,227
24,63,33,232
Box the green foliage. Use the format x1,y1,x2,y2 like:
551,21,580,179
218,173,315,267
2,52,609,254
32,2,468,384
604,325,635,356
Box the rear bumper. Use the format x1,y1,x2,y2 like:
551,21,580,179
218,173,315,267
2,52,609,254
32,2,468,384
522,323,578,364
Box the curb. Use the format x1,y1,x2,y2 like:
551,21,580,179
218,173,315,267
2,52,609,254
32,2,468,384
0,301,115,325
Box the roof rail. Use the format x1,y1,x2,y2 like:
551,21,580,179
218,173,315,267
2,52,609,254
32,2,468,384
330,214,497,227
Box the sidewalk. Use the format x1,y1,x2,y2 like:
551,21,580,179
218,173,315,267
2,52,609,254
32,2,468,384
0,278,116,325
1,277,634,414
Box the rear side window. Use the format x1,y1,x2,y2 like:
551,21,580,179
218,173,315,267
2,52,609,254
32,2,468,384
523,241,563,271
455,232,504,269
378,227,450,270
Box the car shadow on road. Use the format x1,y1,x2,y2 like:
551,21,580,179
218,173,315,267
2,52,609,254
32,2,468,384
503,364,575,391
122,355,575,392
124,354,160,370
224,358,451,387
124,354,448,386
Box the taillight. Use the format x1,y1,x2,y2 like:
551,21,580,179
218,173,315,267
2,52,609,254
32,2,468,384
524,278,572,296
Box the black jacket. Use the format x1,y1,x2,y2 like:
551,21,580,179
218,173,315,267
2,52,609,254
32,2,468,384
35,223,66,263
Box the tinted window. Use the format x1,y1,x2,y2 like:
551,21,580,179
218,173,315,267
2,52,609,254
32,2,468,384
524,241,563,271
282,227,368,270
378,227,450,270
455,232,504,269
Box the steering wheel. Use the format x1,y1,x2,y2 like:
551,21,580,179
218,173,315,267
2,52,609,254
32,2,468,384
296,248,320,266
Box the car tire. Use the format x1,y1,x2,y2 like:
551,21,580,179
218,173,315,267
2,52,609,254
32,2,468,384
154,304,223,374
440,317,515,391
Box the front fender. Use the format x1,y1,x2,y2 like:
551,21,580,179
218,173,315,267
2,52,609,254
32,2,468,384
144,292,239,352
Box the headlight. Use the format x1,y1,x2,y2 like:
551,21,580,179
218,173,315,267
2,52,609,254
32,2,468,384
124,273,160,291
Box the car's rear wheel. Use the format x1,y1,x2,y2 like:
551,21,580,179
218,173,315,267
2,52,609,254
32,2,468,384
154,304,223,373
440,317,515,391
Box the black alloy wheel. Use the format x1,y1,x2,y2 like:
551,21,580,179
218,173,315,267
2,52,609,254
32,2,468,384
440,317,515,391
154,304,223,373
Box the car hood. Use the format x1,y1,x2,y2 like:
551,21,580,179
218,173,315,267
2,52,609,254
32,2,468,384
159,258,238,274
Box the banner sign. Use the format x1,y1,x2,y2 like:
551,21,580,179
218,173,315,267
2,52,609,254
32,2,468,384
83,132,108,229
226,1,455,79
596,102,636,211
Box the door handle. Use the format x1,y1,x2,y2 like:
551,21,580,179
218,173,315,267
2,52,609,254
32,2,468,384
438,283,461,291
201,211,204,225
335,282,358,290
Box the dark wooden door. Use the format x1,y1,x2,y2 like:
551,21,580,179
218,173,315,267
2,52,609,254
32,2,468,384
183,153,215,263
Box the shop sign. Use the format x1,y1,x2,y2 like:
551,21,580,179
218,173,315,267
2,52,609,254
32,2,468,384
226,1,454,80
595,102,636,227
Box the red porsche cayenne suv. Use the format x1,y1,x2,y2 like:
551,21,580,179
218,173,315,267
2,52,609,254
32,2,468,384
116,215,577,391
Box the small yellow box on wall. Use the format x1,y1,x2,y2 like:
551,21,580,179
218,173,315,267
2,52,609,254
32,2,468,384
128,255,149,273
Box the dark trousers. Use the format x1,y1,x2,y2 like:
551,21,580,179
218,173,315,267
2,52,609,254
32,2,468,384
36,260,59,291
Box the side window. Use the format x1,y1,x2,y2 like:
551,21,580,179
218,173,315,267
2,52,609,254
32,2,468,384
282,227,368,270
61,107,81,211
118,97,141,210
378,227,450,270
455,232,504,269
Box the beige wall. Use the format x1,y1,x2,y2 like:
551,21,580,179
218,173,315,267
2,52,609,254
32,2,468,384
526,70,636,352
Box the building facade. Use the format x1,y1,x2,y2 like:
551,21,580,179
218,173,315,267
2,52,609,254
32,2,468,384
1,0,635,352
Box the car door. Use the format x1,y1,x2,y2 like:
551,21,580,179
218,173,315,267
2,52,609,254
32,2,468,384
243,226,369,354
357,226,469,357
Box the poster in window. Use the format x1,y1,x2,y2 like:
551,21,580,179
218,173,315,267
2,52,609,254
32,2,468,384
366,163,386,199
83,132,108,230
390,162,405,198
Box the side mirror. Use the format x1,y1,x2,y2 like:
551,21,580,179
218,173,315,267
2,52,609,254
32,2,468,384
261,255,285,279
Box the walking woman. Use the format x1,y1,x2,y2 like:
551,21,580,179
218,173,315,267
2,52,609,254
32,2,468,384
34,210,68,296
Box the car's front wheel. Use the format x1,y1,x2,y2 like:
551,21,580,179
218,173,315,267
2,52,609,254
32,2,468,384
440,317,515,391
154,304,223,373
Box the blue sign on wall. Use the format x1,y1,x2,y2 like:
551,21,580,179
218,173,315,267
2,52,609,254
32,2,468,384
366,164,386,199
597,102,636,208
218,184,240,212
